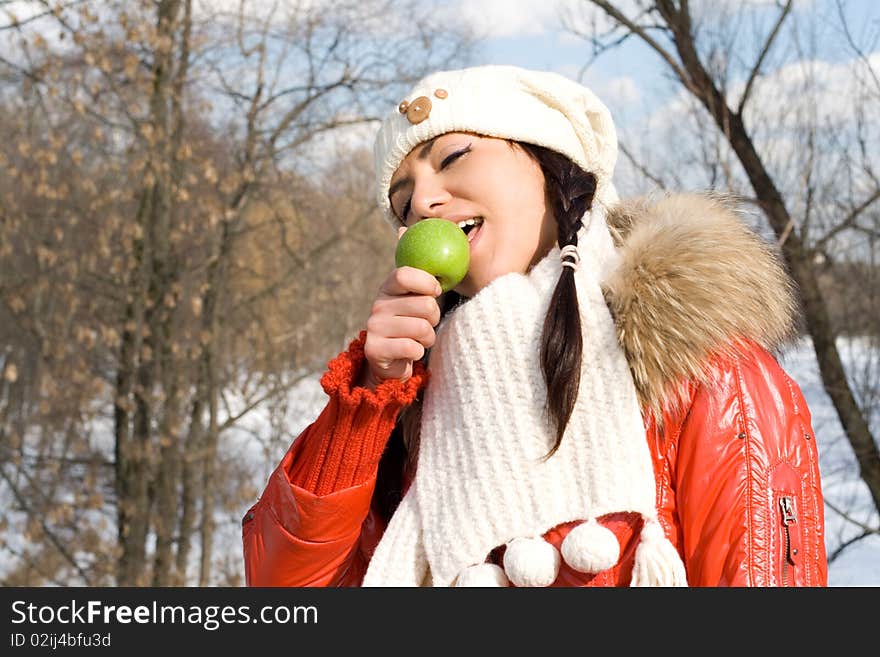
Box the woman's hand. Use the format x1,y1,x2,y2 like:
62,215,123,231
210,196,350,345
358,230,443,389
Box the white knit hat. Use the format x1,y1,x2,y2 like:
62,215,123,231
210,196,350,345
373,65,620,228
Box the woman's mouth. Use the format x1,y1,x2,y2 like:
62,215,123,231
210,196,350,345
457,217,484,247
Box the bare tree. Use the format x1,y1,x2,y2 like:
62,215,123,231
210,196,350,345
565,1,880,525
0,0,473,586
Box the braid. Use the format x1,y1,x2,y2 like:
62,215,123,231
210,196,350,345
521,145,597,458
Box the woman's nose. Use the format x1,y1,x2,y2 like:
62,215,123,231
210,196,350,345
409,175,452,220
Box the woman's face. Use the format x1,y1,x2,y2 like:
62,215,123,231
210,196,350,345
389,132,556,298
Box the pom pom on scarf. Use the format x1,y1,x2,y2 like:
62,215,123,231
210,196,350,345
454,563,509,587
560,519,621,573
503,537,561,587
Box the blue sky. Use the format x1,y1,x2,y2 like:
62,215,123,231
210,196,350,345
457,0,879,128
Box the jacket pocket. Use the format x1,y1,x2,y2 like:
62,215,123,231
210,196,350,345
769,455,810,586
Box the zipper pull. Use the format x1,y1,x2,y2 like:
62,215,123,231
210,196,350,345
779,496,801,565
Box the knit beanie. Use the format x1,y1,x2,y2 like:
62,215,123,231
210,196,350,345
373,65,620,228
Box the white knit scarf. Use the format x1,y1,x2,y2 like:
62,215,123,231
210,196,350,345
362,208,688,587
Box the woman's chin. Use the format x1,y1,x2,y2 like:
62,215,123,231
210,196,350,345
460,272,502,297
454,281,477,298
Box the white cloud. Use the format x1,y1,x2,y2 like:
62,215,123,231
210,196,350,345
631,51,880,153
737,54,880,130
445,0,578,39
599,75,641,106
195,0,325,18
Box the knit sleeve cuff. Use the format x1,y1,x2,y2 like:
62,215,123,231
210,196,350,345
290,331,428,496
319,330,427,409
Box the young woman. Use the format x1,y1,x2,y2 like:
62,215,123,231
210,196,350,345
242,65,828,587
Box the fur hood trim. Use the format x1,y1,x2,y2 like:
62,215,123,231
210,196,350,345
602,193,799,418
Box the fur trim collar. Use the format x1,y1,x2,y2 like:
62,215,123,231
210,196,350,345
602,193,798,418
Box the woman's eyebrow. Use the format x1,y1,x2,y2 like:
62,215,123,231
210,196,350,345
388,138,438,200
416,137,437,160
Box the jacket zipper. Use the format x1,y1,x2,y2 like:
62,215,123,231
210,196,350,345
778,496,800,586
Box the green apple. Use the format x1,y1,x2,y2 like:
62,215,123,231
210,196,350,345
395,218,470,293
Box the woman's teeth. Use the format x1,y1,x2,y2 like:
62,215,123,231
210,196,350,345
457,218,483,238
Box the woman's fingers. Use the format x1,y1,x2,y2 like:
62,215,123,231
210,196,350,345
364,335,427,371
364,309,438,385
370,294,441,328
360,265,444,388
365,314,437,350
380,266,442,298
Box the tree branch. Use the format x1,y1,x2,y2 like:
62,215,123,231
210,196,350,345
618,141,668,191
588,0,700,96
0,456,92,584
1,0,87,31
835,0,880,99
217,370,315,434
737,0,793,116
814,188,880,252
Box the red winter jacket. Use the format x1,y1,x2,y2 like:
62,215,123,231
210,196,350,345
242,193,828,587
242,333,826,587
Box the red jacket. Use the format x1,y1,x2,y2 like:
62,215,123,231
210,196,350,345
242,333,826,587
242,194,828,586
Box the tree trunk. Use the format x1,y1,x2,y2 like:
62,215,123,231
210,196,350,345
197,217,232,586
152,0,191,588
150,332,181,586
115,0,183,586
198,346,218,586
115,189,153,586
174,383,204,582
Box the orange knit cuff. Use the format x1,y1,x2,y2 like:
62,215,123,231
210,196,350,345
290,331,428,496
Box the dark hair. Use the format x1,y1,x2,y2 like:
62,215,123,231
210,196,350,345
518,142,596,457
373,141,597,520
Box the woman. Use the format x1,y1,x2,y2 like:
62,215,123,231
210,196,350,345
242,65,827,586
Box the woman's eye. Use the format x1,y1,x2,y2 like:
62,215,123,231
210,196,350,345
440,144,471,169
393,143,471,223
